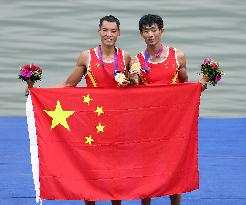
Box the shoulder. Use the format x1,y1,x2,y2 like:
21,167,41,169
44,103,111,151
172,48,186,67
122,50,131,64
123,50,130,58
81,50,89,58
76,50,89,68
130,57,139,66
175,48,186,60
175,48,188,82
77,50,88,61
80,47,96,57
118,48,129,57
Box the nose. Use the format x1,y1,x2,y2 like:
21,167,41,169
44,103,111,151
106,31,112,37
147,30,154,37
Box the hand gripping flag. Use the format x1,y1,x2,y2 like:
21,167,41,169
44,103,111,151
26,83,201,202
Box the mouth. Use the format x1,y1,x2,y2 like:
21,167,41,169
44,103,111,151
148,38,154,43
105,38,113,43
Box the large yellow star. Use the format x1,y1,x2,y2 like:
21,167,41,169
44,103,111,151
94,106,104,116
85,135,94,145
83,94,93,105
96,122,105,133
44,100,75,130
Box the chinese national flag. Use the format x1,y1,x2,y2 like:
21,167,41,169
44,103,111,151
26,83,201,201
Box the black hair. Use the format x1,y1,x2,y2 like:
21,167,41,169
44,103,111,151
139,14,164,32
99,15,120,29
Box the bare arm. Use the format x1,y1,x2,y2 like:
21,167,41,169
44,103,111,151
129,57,138,67
56,51,88,88
177,48,207,91
199,75,209,92
177,49,188,83
124,51,131,72
128,57,141,85
116,51,131,87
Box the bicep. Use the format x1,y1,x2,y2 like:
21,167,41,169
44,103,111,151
64,52,88,87
177,49,188,83
66,66,86,85
124,51,131,71
178,67,188,83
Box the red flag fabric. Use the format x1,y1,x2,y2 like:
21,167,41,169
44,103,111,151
26,83,201,201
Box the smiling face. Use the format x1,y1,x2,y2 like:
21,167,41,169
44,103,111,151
140,23,164,47
98,20,120,47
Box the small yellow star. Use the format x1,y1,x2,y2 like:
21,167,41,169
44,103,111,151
96,122,105,133
44,100,75,130
96,63,100,68
94,106,104,116
85,135,94,145
83,94,93,105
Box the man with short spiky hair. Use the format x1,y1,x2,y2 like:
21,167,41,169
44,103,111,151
130,14,207,205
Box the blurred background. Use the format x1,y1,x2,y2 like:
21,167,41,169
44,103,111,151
0,0,245,117
0,1,246,205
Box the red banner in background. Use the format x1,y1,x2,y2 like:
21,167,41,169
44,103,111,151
27,83,201,200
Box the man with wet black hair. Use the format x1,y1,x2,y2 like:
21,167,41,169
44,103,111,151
99,15,120,29
57,15,131,205
57,15,131,89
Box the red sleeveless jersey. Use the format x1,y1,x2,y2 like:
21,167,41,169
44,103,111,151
136,46,179,85
85,47,126,87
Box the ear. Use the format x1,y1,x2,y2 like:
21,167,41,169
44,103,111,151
118,29,121,36
140,31,144,38
97,28,101,37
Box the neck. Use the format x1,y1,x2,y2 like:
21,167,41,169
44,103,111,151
147,42,163,56
100,44,115,57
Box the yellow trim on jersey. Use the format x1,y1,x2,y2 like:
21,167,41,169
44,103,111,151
87,69,97,87
171,68,179,84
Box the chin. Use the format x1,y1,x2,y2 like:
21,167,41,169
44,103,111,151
148,43,156,46
147,40,156,45
104,42,115,47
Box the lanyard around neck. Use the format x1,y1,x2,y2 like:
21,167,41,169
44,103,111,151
143,45,163,72
98,45,119,76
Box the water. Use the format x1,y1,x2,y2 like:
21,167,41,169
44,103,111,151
1,0,246,117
